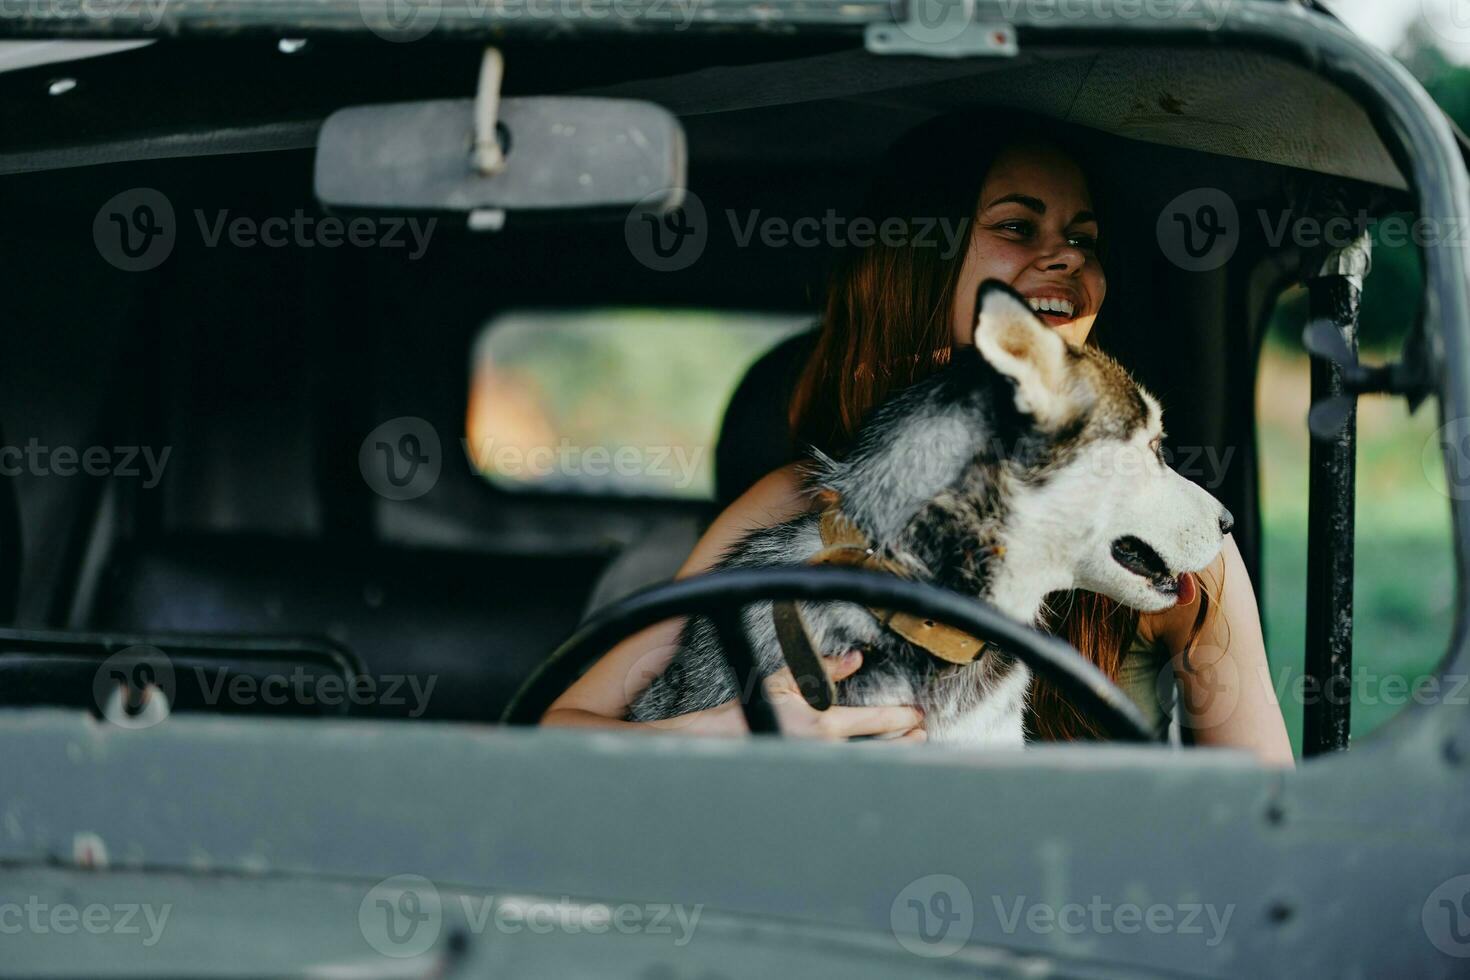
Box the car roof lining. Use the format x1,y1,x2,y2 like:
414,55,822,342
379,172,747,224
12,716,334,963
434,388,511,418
581,45,1407,190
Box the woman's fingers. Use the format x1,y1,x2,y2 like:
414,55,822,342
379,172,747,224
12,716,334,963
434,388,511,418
767,650,860,700
824,649,864,682
759,651,924,741
823,704,925,739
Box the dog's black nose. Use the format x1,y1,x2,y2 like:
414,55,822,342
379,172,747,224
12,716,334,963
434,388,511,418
1219,508,1234,536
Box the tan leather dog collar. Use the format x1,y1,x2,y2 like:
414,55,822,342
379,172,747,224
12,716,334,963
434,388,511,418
807,505,990,666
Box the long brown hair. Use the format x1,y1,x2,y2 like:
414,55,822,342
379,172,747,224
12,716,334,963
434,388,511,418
787,110,1208,740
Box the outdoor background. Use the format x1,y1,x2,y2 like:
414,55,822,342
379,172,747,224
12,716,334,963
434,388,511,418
1257,3,1465,753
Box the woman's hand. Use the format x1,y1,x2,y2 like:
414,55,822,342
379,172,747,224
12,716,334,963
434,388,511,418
758,649,926,742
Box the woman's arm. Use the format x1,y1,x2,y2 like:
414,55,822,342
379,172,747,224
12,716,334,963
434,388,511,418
1156,534,1295,767
540,463,926,740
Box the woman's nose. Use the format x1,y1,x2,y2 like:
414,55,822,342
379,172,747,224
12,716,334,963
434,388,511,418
1037,241,1085,275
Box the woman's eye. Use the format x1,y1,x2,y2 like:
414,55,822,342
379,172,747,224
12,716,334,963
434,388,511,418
1069,233,1099,252
996,220,1033,237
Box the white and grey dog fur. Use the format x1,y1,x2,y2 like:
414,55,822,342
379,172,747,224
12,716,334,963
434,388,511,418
628,281,1233,745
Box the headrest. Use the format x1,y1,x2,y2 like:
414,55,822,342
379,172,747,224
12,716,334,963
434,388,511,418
713,329,817,507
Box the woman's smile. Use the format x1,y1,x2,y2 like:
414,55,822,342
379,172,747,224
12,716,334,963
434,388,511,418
1018,283,1087,328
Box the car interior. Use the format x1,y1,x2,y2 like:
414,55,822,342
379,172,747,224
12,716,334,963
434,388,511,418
0,34,1424,727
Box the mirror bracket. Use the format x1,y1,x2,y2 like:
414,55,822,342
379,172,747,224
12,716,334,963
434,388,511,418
473,46,507,176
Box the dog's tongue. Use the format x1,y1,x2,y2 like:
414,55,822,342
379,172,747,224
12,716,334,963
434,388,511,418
1176,572,1198,606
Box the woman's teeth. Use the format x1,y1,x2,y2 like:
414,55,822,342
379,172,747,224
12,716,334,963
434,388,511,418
1028,297,1076,319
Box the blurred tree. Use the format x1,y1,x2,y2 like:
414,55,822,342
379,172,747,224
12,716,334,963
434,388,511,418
1268,20,1467,354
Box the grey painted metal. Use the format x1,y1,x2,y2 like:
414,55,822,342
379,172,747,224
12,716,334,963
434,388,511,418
2,709,1468,977
864,17,1018,58
0,0,893,38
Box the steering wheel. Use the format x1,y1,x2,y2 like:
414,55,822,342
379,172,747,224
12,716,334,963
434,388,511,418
502,566,1155,742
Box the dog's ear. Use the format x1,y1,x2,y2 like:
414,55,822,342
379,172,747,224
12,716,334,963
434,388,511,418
971,280,1081,428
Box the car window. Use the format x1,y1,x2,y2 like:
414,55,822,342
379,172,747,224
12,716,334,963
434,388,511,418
1257,285,1455,754
467,308,809,500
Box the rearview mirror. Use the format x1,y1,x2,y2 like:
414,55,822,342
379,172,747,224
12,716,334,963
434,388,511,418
314,97,686,226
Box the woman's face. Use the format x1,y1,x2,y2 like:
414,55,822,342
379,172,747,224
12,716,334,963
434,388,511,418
950,142,1106,349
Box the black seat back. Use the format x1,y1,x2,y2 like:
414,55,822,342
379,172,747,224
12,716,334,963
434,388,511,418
713,330,817,507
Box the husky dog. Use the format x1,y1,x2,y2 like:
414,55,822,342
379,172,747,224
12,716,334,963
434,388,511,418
629,281,1233,745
